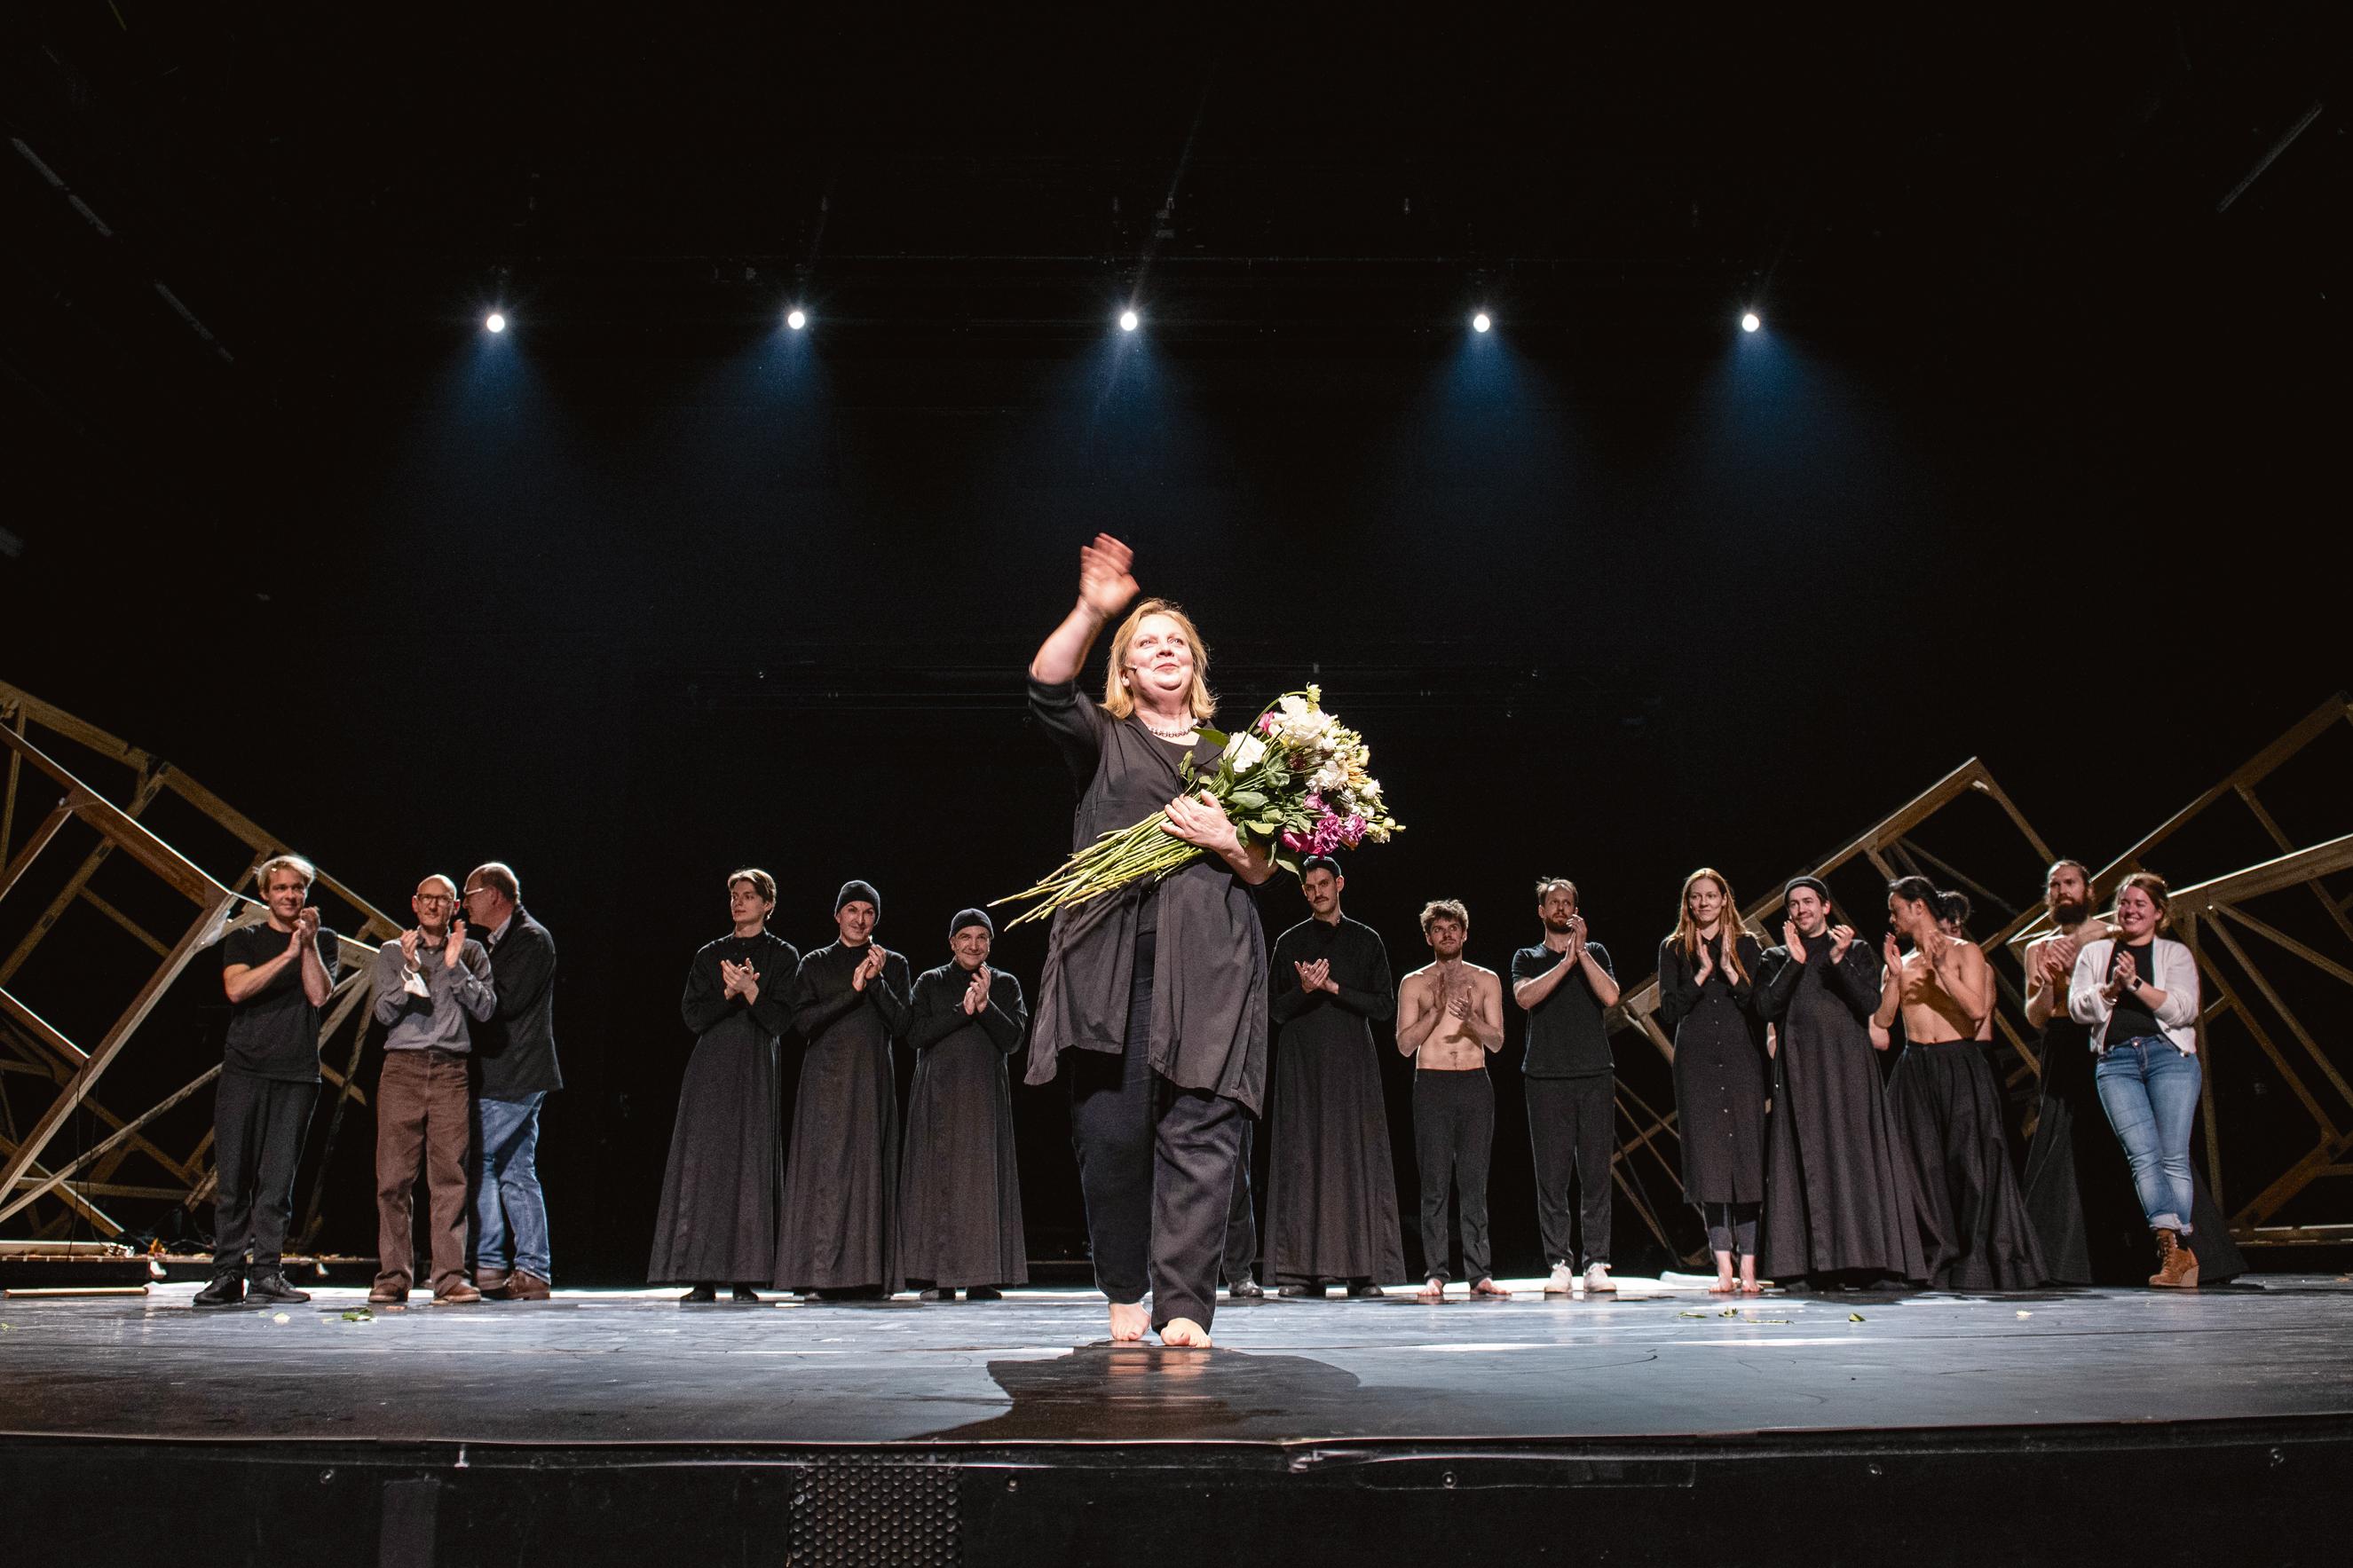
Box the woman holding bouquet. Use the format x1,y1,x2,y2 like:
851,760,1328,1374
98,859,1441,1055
1024,533,1274,1347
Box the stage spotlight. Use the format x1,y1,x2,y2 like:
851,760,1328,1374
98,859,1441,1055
1118,309,1140,333
484,311,507,335
1741,311,1761,334
786,307,808,330
1472,311,1492,334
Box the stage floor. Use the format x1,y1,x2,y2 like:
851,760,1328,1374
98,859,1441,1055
5,1273,2349,1446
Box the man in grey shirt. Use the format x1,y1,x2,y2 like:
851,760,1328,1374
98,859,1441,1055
369,874,496,1304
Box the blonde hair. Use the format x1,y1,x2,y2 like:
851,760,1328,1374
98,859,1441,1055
256,854,317,894
727,867,778,903
1670,867,1748,983
1101,598,1216,722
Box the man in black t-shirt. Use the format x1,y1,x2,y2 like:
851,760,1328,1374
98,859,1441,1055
197,854,340,1311
1509,878,1622,1295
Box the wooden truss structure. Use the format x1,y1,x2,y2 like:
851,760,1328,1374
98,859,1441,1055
0,681,399,1250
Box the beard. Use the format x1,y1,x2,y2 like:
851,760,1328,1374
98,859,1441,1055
2051,900,2090,926
1542,916,1575,934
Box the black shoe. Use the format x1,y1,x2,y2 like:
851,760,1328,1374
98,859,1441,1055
1227,1273,1266,1300
246,1268,311,1305
192,1272,245,1311
918,1287,953,1302
731,1285,763,1303
681,1284,718,1304
966,1286,1002,1301
1277,1282,1328,1298
1346,1280,1386,1298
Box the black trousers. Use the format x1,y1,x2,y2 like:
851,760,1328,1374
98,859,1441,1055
1526,1074,1615,1269
1223,1116,1258,1283
1413,1068,1494,1284
1069,939,1248,1332
212,1068,319,1273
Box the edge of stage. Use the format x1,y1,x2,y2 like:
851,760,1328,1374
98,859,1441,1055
5,1275,2349,1564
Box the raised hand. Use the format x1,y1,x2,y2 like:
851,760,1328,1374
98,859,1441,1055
1694,941,1716,984
851,945,888,993
719,959,746,999
963,965,991,1015
1294,959,1321,994
1828,925,1856,962
399,927,422,968
1781,919,1805,960
1882,931,1903,974
292,905,320,947
444,918,468,968
2104,949,2139,1003
1078,533,1139,620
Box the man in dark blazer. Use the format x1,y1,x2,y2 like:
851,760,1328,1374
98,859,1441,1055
461,862,561,1299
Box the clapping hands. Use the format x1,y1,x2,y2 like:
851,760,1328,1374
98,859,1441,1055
719,957,762,1005
961,965,993,1016
850,945,889,993
1295,957,1334,995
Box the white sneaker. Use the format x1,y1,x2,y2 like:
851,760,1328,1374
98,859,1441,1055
1583,1263,1616,1293
1544,1262,1575,1295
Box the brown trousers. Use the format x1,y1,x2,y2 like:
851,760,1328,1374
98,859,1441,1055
375,1049,473,1294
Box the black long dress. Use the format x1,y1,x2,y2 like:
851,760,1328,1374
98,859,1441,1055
1264,915,1406,1287
1658,933,1770,1207
1886,1025,2048,1290
899,962,1030,1289
773,942,912,1293
649,930,797,1285
2021,1010,2245,1285
1756,933,1926,1283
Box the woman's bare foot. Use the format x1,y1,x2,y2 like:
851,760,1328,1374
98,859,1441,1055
1417,1277,1446,1303
1158,1317,1212,1347
1708,1278,1736,1295
1470,1278,1511,1299
1740,1280,1765,1296
1108,1301,1150,1342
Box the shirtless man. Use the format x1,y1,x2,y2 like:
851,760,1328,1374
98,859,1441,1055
2023,860,2104,1032
1875,876,1993,1044
1396,900,1510,1302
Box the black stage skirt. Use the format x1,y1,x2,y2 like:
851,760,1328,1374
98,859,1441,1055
1886,1039,2048,1289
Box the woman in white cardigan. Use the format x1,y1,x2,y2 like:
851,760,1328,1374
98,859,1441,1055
2066,871,2204,1288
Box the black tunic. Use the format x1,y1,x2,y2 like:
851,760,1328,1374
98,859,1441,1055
899,962,1030,1288
1263,916,1406,1285
649,930,797,1284
1755,933,1926,1282
773,942,912,1292
1023,678,1269,1112
2021,1011,2245,1285
1657,933,1769,1206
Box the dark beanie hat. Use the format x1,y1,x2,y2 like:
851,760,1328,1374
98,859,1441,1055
1783,875,1831,906
835,879,881,915
950,908,995,940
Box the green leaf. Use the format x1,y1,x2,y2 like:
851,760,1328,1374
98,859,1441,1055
1230,790,1268,810
1848,1312,1866,1322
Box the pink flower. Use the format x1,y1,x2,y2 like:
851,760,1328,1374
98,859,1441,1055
1340,816,1367,847
1280,829,1308,853
1304,792,1325,813
1258,713,1278,734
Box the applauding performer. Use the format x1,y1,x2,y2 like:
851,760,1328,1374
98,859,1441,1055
1025,534,1274,1347
1511,878,1623,1296
1875,876,2046,1288
1398,900,1510,1302
368,876,496,1305
1756,878,1923,1288
1264,856,1404,1298
900,910,1030,1302
1658,869,1769,1294
199,855,340,1311
775,881,912,1299
651,870,796,1304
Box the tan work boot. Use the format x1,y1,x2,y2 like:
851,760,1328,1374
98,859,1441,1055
2149,1228,2200,1289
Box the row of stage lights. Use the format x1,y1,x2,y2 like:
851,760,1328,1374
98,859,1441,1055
480,306,1767,336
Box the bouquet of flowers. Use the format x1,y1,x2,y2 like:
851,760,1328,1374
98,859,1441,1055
997,684,1402,927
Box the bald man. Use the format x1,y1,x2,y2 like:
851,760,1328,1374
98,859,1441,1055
369,875,497,1304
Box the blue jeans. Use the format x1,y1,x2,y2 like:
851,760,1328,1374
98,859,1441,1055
2094,1037,2201,1234
471,1092,551,1280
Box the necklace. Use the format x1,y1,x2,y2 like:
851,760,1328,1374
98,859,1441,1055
1141,713,1194,739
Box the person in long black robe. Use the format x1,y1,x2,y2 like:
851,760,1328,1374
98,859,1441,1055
649,871,796,1301
1263,857,1404,1296
774,879,912,1297
1755,878,1925,1287
1657,879,1770,1291
1023,540,1273,1344
900,909,1030,1298
2018,869,2243,1285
